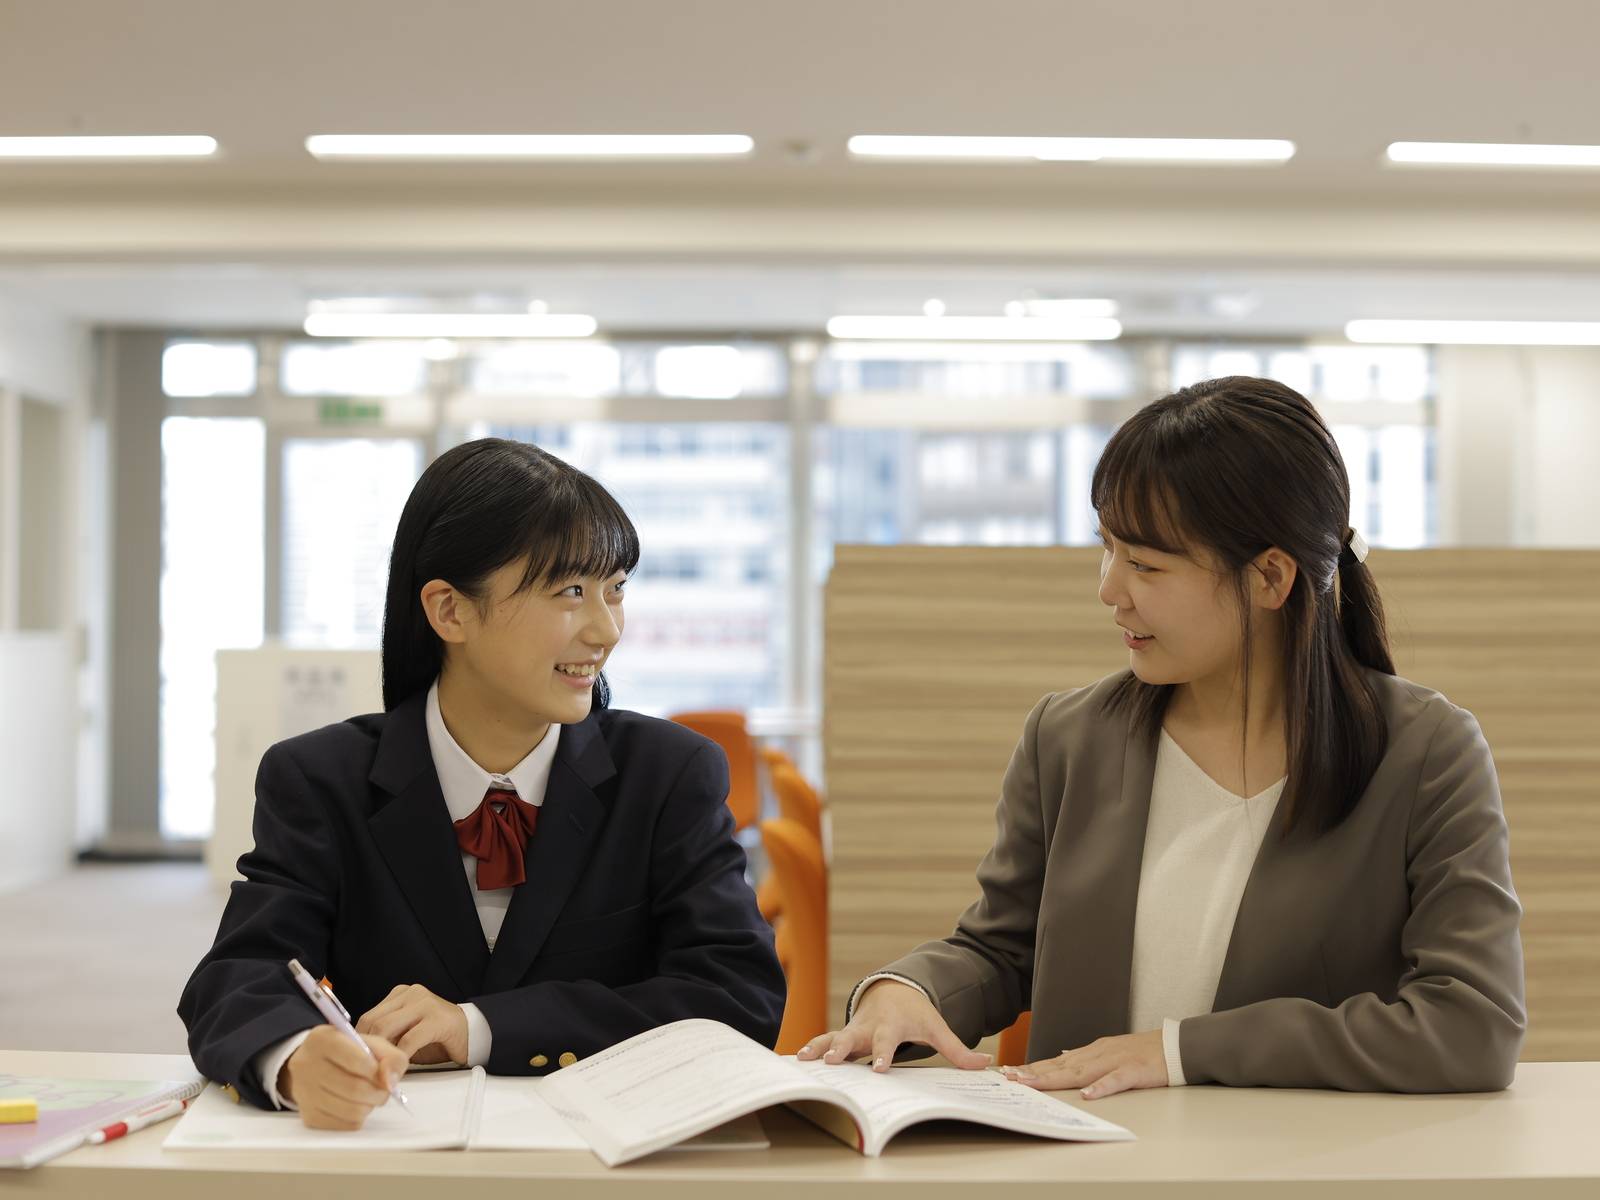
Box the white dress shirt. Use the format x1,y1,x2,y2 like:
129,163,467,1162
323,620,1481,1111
253,679,561,1109
1129,729,1285,1085
851,727,1284,1089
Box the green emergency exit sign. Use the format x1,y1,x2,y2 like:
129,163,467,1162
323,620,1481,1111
318,398,384,423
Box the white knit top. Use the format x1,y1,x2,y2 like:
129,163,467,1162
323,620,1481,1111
1129,728,1286,1084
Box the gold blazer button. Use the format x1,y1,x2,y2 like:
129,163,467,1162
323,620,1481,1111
558,1052,578,1067
221,1083,241,1104
529,1054,548,1068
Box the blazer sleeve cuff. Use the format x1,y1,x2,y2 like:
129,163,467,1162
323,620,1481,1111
461,1002,492,1068
846,972,934,1023
1162,1018,1188,1087
253,1029,313,1111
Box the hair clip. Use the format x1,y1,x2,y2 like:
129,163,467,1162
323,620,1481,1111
1344,528,1370,565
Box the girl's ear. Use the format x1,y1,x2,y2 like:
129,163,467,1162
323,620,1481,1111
1251,548,1298,612
420,578,469,644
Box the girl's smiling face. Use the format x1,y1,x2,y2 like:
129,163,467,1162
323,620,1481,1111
430,557,628,728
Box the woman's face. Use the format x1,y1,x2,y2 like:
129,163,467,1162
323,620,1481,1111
444,558,628,727
1096,527,1246,689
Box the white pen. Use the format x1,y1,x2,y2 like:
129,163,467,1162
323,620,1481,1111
287,958,414,1116
86,1097,192,1143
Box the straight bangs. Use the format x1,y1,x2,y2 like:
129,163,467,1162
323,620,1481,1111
512,470,641,594
1090,423,1197,559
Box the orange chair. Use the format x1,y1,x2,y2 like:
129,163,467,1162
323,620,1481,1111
997,1011,1033,1067
756,873,784,923
772,911,795,974
669,710,760,831
757,756,828,914
760,817,828,1055
754,748,813,922
768,760,823,843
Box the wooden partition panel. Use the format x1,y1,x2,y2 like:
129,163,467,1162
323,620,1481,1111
824,546,1600,1061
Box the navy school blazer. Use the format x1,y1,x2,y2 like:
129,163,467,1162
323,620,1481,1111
178,689,786,1108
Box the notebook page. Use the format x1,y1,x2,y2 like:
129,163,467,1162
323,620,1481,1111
164,1068,483,1151
470,1075,770,1153
468,1078,589,1150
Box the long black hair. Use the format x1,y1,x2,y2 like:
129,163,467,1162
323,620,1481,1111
380,439,640,711
1091,376,1395,837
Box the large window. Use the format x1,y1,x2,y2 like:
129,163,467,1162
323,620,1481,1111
158,416,265,838
281,437,424,647
157,334,1437,834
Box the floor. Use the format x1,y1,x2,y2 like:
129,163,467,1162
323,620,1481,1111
2,863,228,1054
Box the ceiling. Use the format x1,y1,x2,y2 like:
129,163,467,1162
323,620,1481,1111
3,0,1599,198
2,0,1599,332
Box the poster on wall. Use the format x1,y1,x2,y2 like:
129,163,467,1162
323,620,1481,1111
279,663,351,740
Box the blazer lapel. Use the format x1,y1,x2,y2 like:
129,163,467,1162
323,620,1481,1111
367,692,490,997
1042,707,1158,1052
1080,722,1159,1040
480,711,618,994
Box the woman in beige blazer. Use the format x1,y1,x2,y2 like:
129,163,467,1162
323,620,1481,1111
801,376,1525,1099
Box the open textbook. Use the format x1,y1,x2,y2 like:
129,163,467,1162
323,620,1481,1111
166,1019,1132,1166
541,1019,1133,1165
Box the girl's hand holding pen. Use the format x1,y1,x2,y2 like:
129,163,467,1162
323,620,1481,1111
280,1026,409,1131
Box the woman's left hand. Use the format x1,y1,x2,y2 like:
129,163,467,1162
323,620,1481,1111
1001,1030,1168,1099
356,984,469,1065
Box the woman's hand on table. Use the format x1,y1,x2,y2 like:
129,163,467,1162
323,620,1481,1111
795,979,992,1073
1002,1029,1168,1099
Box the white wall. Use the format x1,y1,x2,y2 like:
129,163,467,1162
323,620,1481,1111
1435,346,1600,548
0,294,89,408
0,297,92,892
1524,350,1600,548
0,633,76,893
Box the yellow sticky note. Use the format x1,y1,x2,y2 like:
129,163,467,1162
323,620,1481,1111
0,1097,39,1124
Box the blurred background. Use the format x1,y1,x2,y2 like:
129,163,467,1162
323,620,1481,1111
2,0,1598,1052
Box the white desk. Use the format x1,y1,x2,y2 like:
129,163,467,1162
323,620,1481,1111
5,1050,1597,1198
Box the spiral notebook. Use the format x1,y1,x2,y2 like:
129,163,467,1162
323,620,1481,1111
0,1074,206,1169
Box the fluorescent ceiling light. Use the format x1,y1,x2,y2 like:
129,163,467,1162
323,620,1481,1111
305,134,753,159
1346,319,1600,346
847,136,1294,164
827,315,1122,341
303,313,598,338
826,341,1110,362
1386,141,1600,168
0,135,217,158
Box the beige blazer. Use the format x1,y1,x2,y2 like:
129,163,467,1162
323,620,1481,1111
868,669,1526,1092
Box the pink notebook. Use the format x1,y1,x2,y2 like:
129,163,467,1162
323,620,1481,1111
0,1073,205,1168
